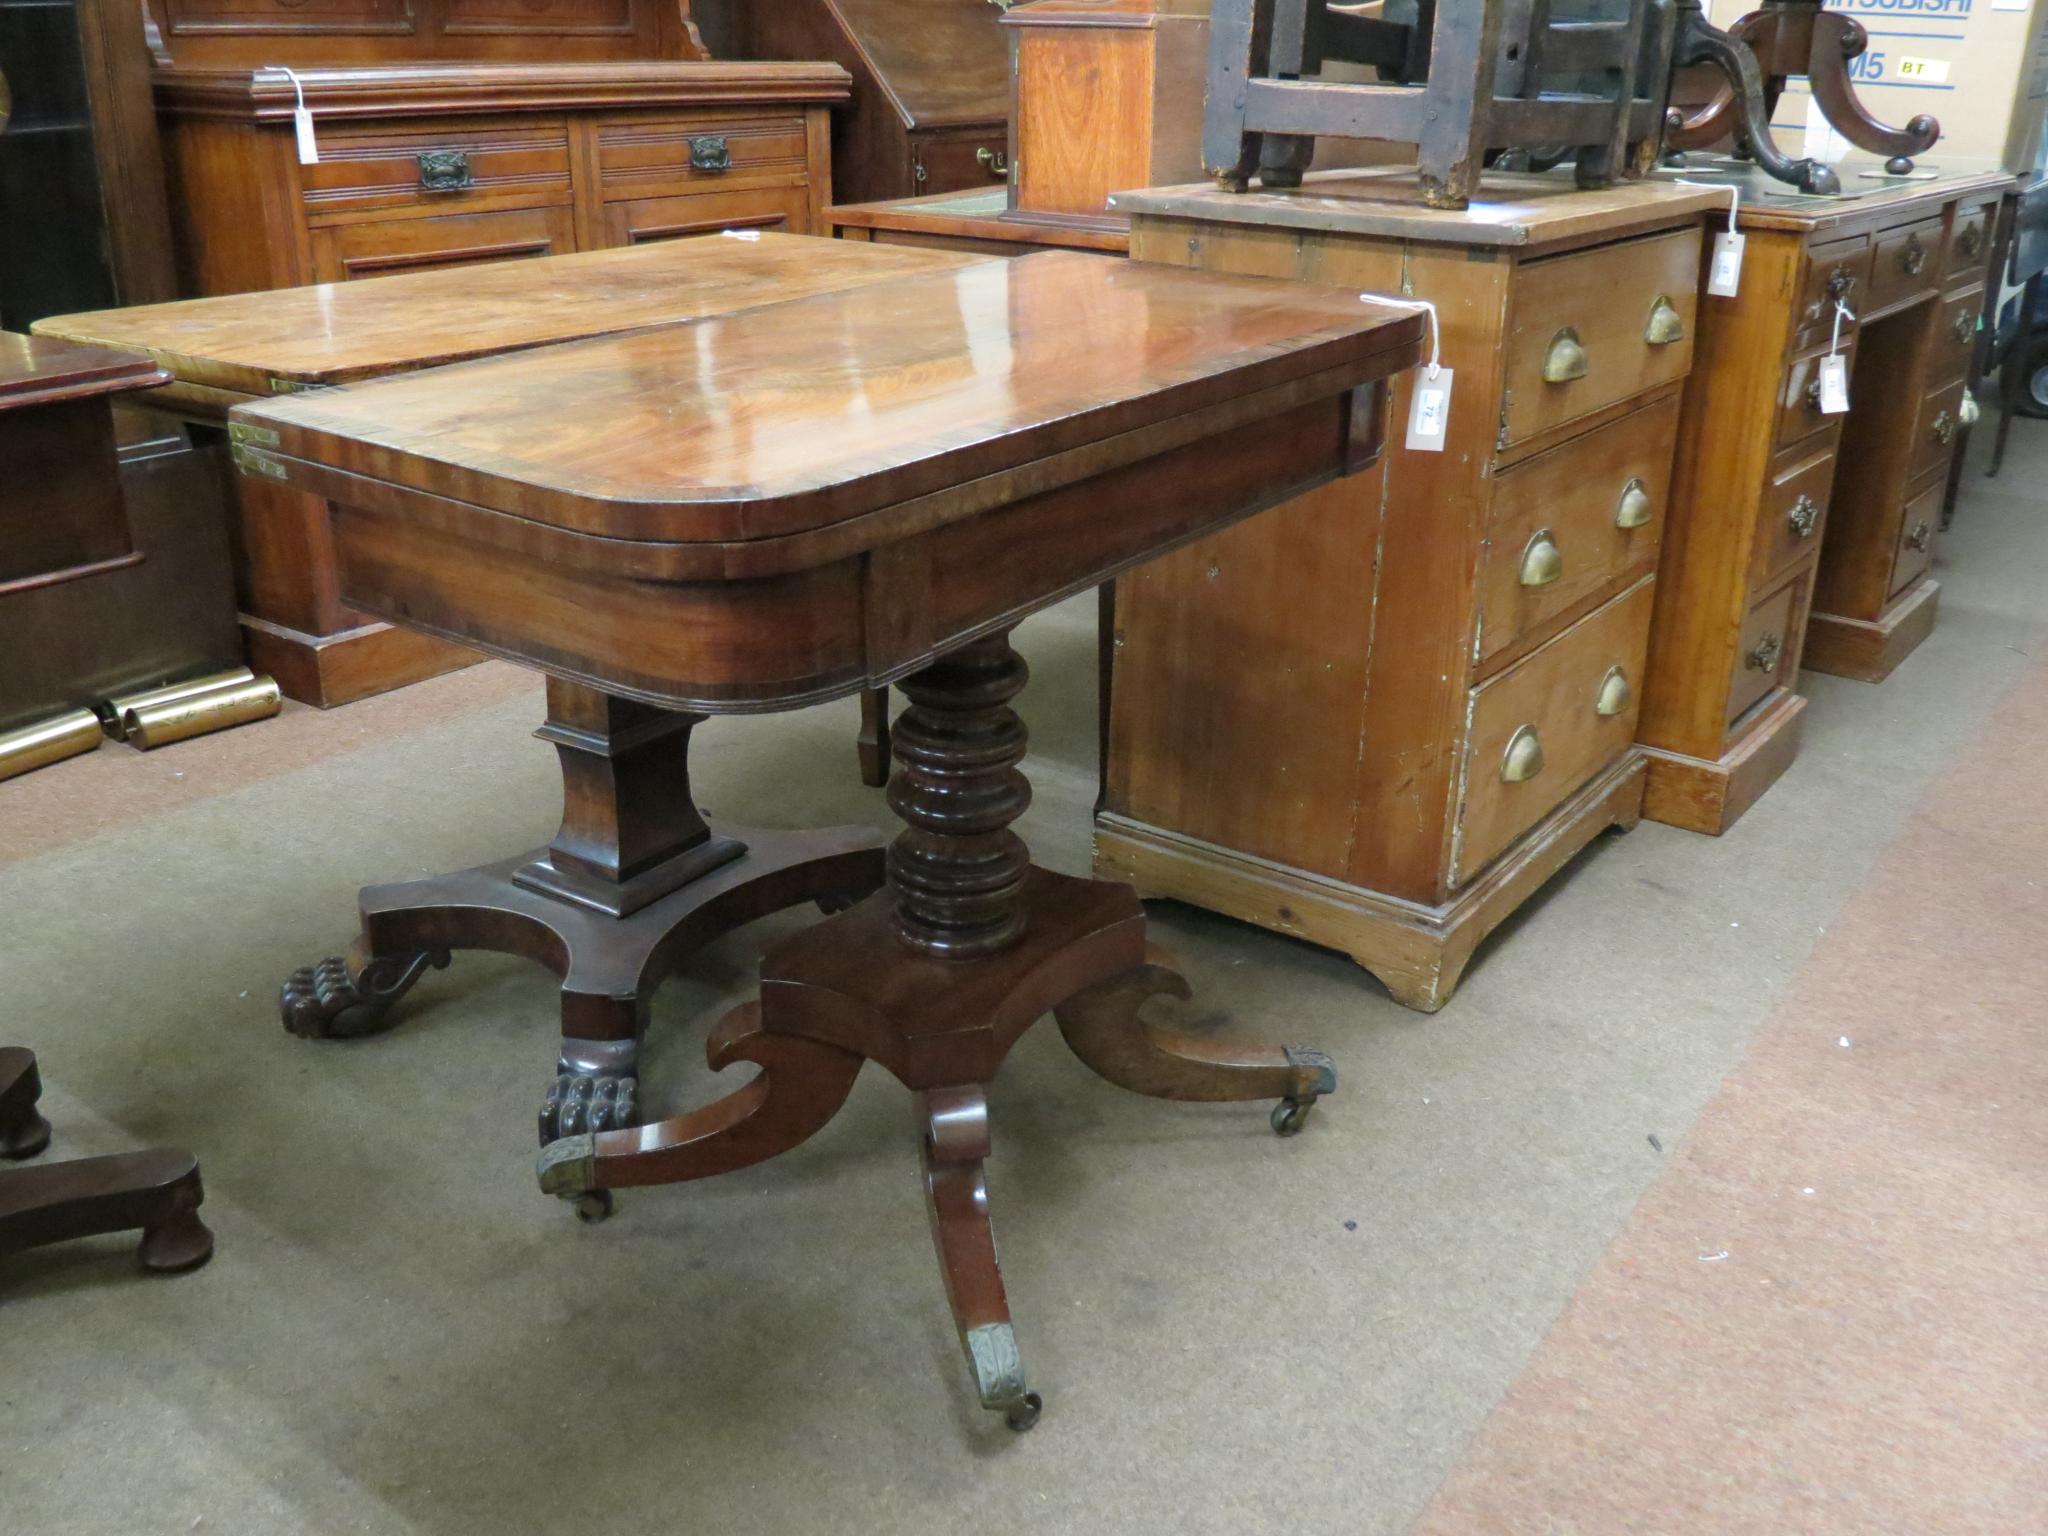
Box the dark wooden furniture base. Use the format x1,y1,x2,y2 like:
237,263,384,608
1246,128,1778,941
0,1047,214,1273
1642,692,1806,836
241,613,480,711
281,681,888,1156
1804,577,1940,683
536,634,1335,1424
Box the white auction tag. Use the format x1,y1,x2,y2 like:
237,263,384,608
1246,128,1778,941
1818,354,1850,415
294,106,320,165
1404,368,1453,451
1895,57,1951,84
1707,231,1746,297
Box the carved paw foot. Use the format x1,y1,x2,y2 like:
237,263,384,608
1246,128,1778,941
280,950,449,1040
540,1072,639,1142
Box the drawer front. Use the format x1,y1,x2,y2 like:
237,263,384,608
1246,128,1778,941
1476,393,1675,666
308,205,577,283
601,185,813,246
1889,475,1943,598
1909,376,1968,481
1501,229,1699,449
1776,338,1856,450
1728,573,1802,726
595,114,813,203
1751,439,1835,592
1932,286,1983,387
1796,234,1872,344
911,129,1012,195
1866,216,1944,312
1452,576,1655,886
1945,201,1995,288
300,120,573,221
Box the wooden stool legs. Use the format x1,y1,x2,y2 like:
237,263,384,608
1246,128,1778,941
538,631,1339,1426
0,1048,214,1274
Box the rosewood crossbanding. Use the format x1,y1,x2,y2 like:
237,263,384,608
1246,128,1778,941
234,246,1422,1425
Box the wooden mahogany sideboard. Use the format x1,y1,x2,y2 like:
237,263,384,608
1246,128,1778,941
1098,171,1723,1011
1638,162,2011,833
122,62,848,705
740,0,1009,206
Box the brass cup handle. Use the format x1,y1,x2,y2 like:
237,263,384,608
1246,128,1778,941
1500,725,1545,783
1958,222,1984,259
1542,328,1588,384
1787,492,1820,540
977,146,1010,178
1899,233,1928,277
1931,410,1957,446
1906,519,1933,553
1644,294,1685,346
1614,477,1654,529
1745,633,1784,673
1518,529,1564,587
1594,665,1632,718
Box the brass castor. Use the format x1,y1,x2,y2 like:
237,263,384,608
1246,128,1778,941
571,1189,615,1223
1005,1391,1044,1432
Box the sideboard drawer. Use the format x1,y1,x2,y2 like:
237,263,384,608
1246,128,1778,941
1750,438,1834,592
1776,337,1856,450
1909,376,1968,481
1452,576,1654,886
1866,216,1944,313
308,205,578,283
1796,233,1871,344
1500,229,1697,449
1945,201,1995,288
1890,475,1943,597
1931,287,1982,387
1475,392,1674,666
1728,573,1800,726
602,184,814,245
300,120,574,221
595,114,813,203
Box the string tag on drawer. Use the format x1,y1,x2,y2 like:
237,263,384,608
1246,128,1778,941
1818,300,1852,415
1378,295,1452,452
263,66,319,165
1678,181,1744,297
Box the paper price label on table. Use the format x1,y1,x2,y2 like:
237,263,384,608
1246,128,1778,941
1707,232,1746,298
1818,354,1850,415
1404,369,1453,452
1894,57,1951,84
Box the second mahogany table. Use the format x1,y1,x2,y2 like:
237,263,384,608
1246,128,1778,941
232,245,1423,1426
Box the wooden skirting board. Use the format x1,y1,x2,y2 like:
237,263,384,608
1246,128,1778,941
241,614,479,709
1094,752,1648,1013
1641,690,1807,836
1804,578,1940,683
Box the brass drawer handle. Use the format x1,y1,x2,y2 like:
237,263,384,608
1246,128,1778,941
1644,294,1685,345
1501,725,1545,783
1958,222,1984,259
417,150,472,191
977,146,1009,178
1824,266,1857,305
1594,665,1632,718
1542,328,1588,384
1746,633,1783,673
1930,409,1957,446
1898,232,1928,277
1954,309,1977,346
1614,477,1653,529
689,135,731,172
1787,492,1820,540
1906,518,1933,553
1518,529,1563,587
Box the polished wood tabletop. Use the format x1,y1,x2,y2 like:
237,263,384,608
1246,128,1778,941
33,234,988,402
0,332,168,411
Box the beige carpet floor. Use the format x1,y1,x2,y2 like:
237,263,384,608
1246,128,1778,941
1,423,2043,1534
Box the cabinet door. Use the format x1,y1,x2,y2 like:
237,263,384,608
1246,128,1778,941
308,206,578,282
601,184,813,246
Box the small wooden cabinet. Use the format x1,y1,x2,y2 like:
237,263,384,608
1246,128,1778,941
740,0,1009,206
1098,172,1721,1011
1639,165,2011,834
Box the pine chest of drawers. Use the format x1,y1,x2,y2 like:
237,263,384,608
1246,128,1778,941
1096,172,1721,1011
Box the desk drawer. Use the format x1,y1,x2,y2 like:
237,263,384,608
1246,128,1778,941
594,114,812,202
1866,216,1943,313
1796,234,1871,344
1751,438,1835,592
601,184,813,245
1776,338,1856,450
1452,576,1654,886
911,128,1011,194
1500,229,1698,449
1909,377,1967,481
1932,287,1982,387
308,205,577,283
1890,474,1943,598
1476,393,1674,667
1946,201,1995,288
300,119,573,221
1729,572,1801,725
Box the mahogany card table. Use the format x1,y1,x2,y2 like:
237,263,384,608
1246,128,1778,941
231,244,1423,1426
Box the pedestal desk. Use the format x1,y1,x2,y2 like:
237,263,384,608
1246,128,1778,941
228,242,1424,1424
1098,171,1722,1010
1637,160,2011,833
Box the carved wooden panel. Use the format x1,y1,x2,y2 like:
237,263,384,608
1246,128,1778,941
442,0,634,35
164,0,415,36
